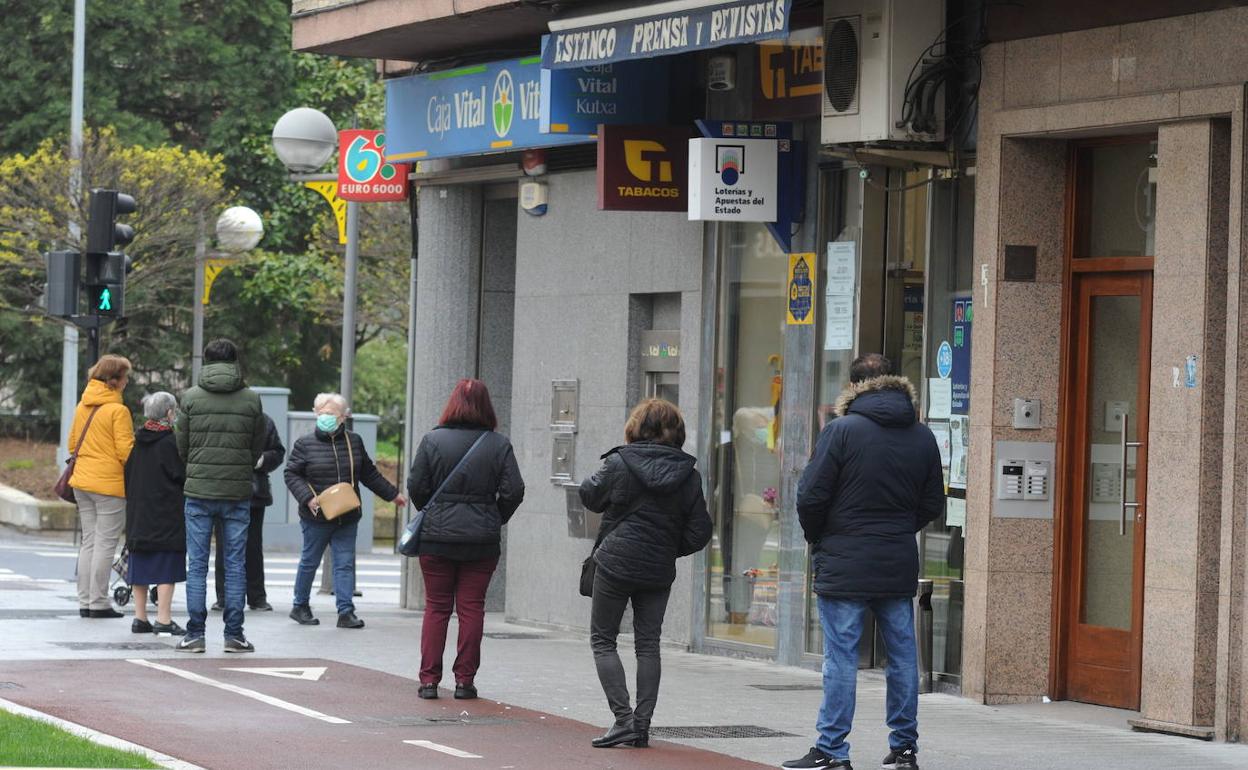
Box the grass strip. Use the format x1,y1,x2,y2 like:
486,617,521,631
0,709,160,768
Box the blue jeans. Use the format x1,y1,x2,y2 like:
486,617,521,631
816,596,919,760
185,497,250,639
293,519,358,615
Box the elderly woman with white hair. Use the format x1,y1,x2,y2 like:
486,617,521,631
284,393,405,628
122,391,187,635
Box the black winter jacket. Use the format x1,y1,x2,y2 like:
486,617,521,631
251,413,285,507
796,376,944,600
406,426,525,547
284,427,398,525
123,428,186,552
579,442,713,589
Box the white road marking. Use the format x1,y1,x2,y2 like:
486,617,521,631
0,574,32,581
261,568,400,577
403,740,482,759
221,666,327,681
34,551,79,558
262,580,399,589
127,659,350,724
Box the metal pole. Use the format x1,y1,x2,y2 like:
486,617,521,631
58,0,86,466
191,219,207,385
340,200,360,407
400,193,419,607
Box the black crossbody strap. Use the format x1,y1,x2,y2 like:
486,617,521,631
425,432,489,510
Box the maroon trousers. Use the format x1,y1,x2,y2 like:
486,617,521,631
418,555,498,686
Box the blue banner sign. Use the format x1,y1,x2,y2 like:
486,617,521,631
543,0,792,69
540,53,669,135
384,56,594,163
951,296,973,415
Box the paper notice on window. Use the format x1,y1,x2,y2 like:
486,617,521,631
930,421,951,467
949,415,968,489
826,241,856,295
927,378,952,420
824,294,854,350
946,497,967,528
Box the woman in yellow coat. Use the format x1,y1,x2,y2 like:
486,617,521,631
67,355,135,618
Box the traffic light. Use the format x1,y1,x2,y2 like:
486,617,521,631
86,189,137,254
45,250,81,318
85,189,137,319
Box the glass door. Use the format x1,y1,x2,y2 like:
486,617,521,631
1062,272,1151,709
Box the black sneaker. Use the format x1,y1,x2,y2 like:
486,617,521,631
418,684,438,700
250,601,273,612
782,747,851,769
152,620,186,637
210,600,224,612
454,683,478,700
290,605,320,625
881,747,918,769
131,618,153,634
224,635,255,653
337,612,365,629
175,635,205,653
88,608,124,618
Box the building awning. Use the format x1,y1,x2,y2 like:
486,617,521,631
542,0,792,69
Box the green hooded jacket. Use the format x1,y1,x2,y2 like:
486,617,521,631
175,362,266,501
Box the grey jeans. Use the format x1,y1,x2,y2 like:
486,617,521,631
76,491,125,610
589,570,671,730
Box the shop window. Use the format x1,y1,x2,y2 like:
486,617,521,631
1072,140,1157,258
707,222,786,649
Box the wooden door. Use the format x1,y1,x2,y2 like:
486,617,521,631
1061,271,1151,710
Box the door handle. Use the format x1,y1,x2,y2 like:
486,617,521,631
1120,412,1142,536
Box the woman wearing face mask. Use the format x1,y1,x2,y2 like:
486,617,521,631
68,355,136,619
284,393,406,628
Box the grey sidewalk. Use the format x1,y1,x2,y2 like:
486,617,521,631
2,526,1246,769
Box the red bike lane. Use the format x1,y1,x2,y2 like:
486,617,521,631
0,658,777,769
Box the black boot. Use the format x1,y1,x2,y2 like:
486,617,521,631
289,605,319,625
592,718,639,748
632,718,650,748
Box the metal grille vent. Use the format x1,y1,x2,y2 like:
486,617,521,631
748,683,823,691
483,632,549,640
823,15,860,115
358,715,511,727
0,610,77,620
0,682,22,690
54,641,170,651
651,725,797,739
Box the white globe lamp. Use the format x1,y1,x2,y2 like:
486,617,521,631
272,108,338,172
215,206,264,254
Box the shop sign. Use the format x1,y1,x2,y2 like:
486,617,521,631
337,130,409,202
786,252,816,325
543,0,793,69
640,330,680,372
688,137,778,222
693,121,799,243
597,125,690,211
951,296,973,414
540,39,669,135
754,30,823,119
384,57,593,163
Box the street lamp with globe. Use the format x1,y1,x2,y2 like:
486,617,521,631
191,205,264,383
271,107,362,410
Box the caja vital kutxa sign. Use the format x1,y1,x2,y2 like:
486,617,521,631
543,0,792,69
384,57,593,162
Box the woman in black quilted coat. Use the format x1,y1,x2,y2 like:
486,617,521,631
284,392,404,630
578,399,712,750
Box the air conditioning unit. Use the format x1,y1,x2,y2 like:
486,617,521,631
822,0,945,146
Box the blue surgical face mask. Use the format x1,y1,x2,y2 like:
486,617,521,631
316,413,339,433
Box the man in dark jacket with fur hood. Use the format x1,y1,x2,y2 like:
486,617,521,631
783,354,943,770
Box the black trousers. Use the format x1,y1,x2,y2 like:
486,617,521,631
589,570,671,729
214,505,266,605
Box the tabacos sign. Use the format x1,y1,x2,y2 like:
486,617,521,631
754,29,823,119
337,130,409,202
384,57,592,163
597,125,690,212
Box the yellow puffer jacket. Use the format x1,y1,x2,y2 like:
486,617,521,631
67,380,135,498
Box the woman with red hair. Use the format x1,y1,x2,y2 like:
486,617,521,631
406,379,525,701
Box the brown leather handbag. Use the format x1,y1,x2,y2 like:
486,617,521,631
308,435,361,520
54,405,101,503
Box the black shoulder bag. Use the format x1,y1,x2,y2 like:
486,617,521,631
579,497,644,598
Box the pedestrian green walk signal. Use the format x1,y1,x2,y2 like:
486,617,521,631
97,287,112,312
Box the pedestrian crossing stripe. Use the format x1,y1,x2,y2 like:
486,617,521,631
221,666,327,681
